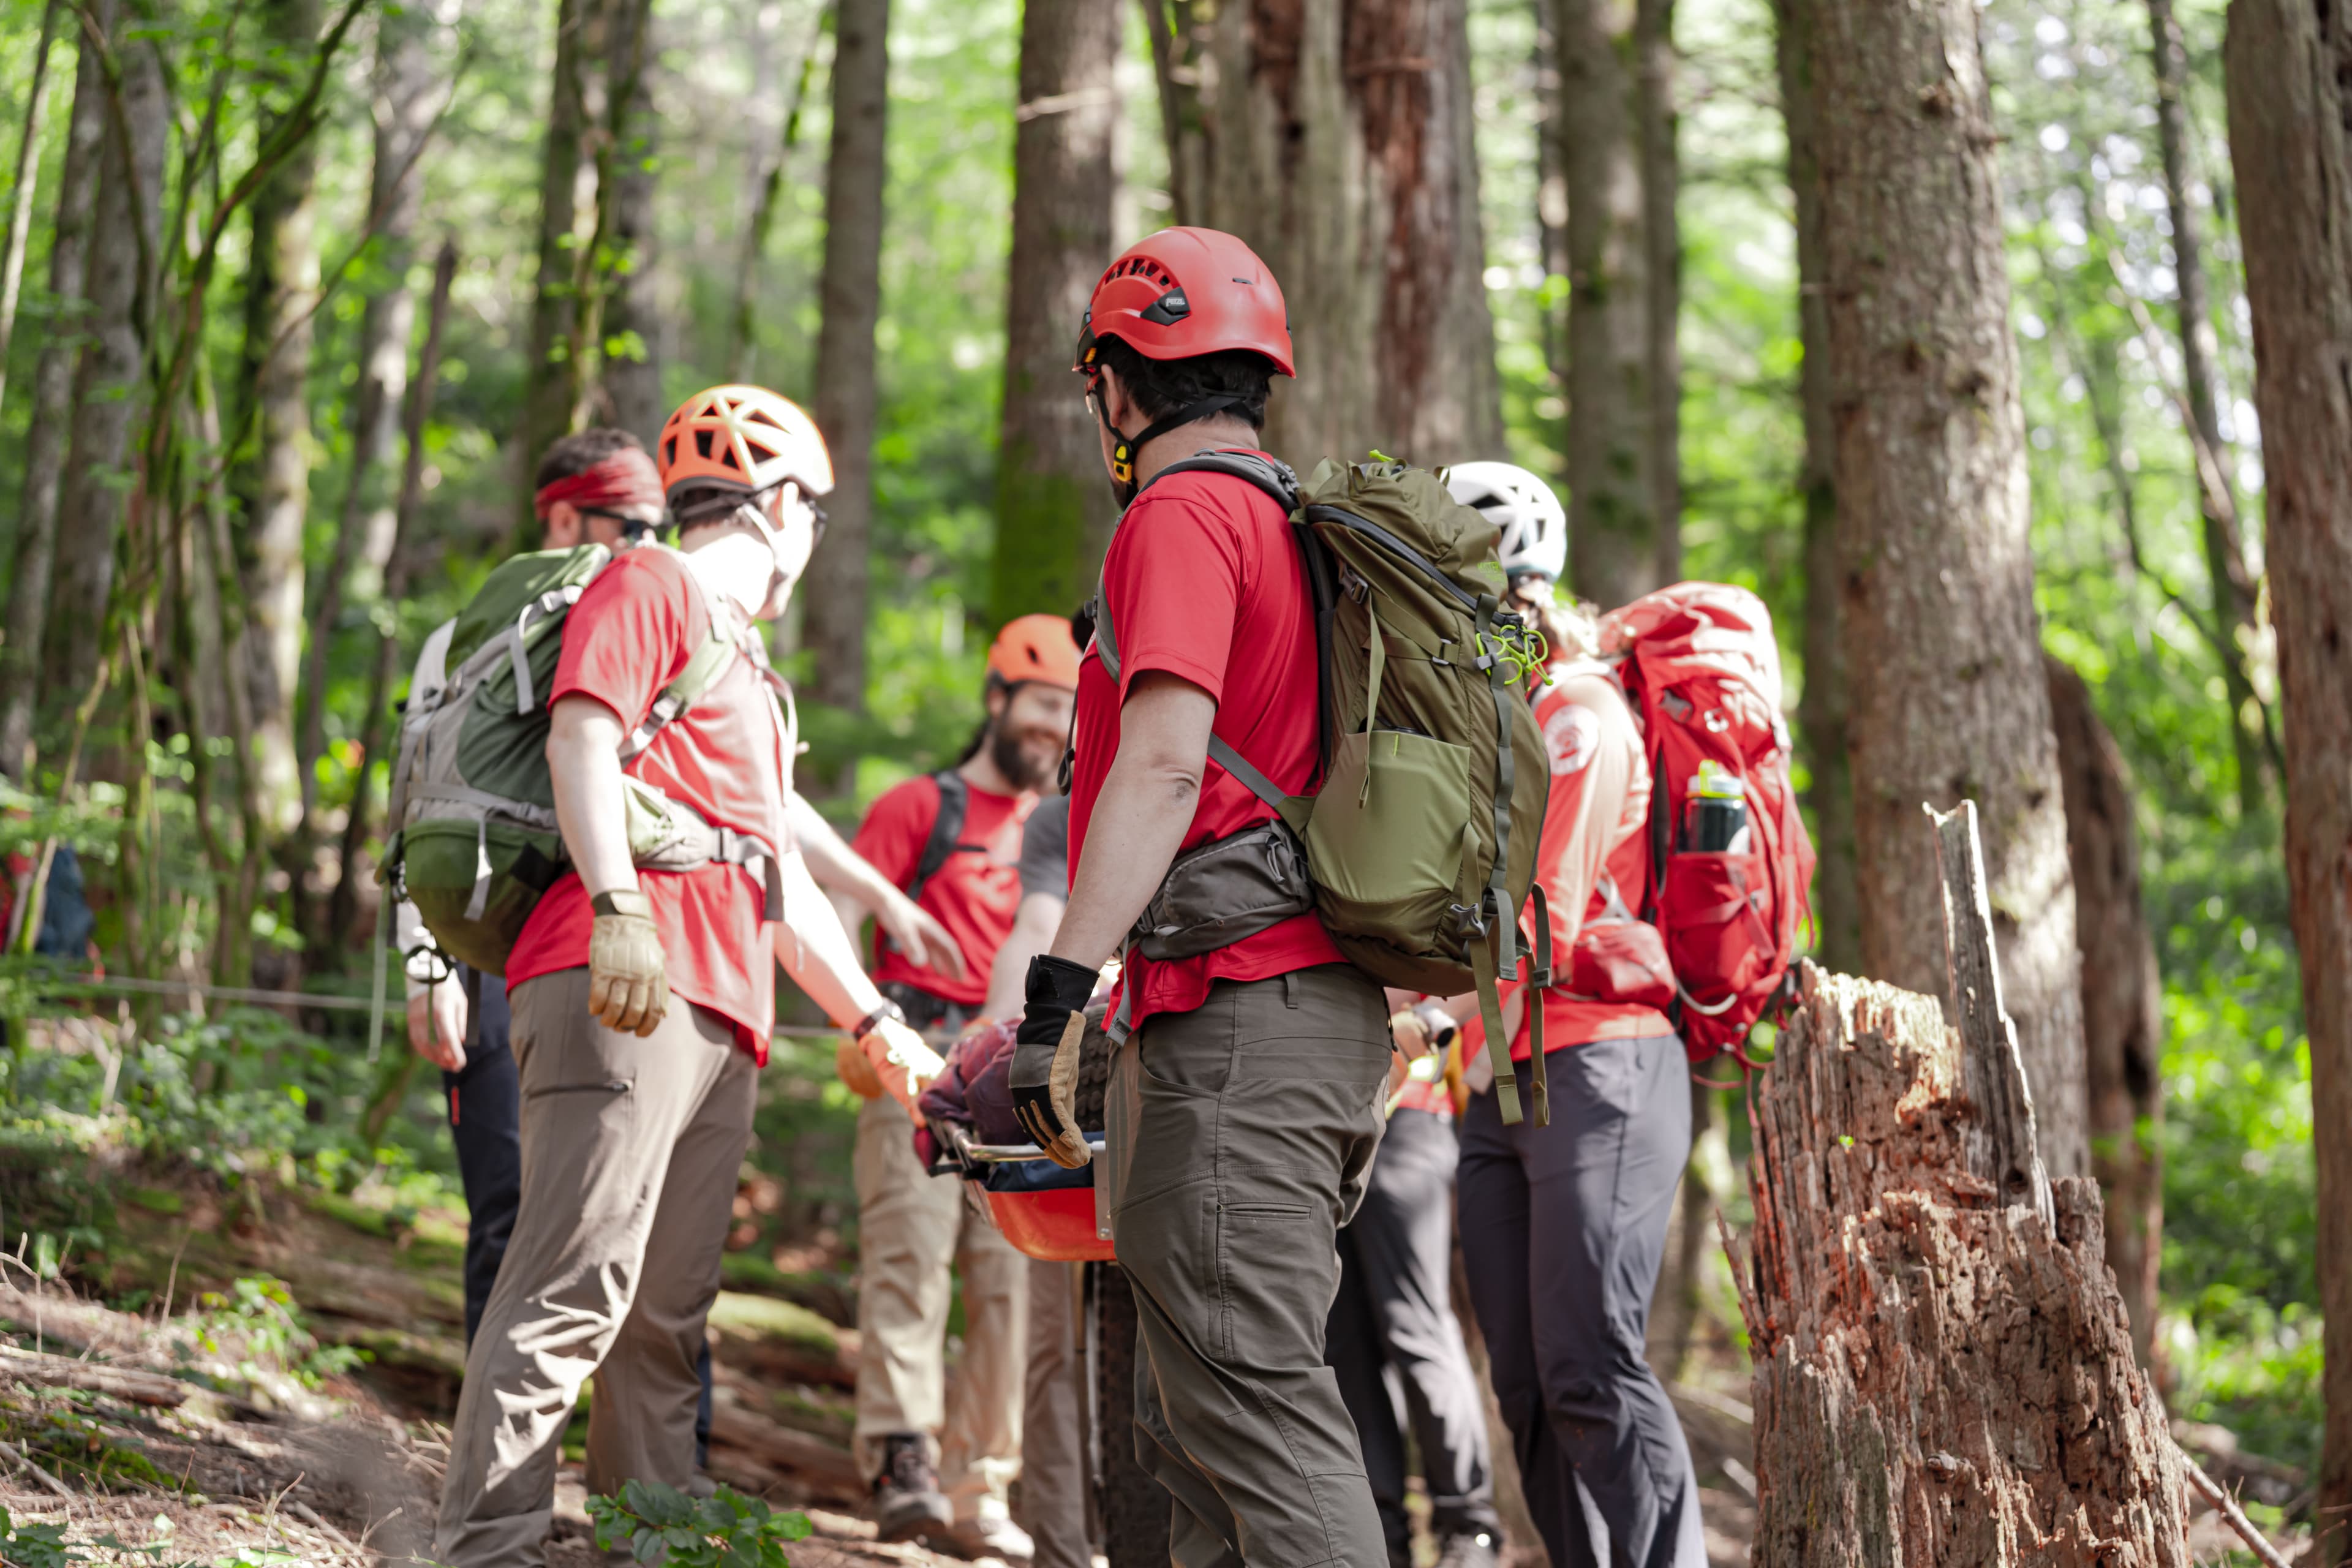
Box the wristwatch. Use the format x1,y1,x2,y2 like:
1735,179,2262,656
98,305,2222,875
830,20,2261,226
854,998,908,1040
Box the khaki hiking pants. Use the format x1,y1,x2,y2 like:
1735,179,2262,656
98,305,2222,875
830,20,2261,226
1021,1257,1093,1568
852,1090,1029,1525
435,970,757,1568
1104,964,1395,1568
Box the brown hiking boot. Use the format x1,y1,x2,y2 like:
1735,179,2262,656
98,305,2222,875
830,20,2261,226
872,1432,952,1545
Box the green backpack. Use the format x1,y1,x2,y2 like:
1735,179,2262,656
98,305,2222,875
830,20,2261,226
379,543,786,978
1095,453,1558,1125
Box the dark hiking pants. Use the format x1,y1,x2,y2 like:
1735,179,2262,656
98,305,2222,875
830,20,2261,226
443,968,712,1462
1457,1033,1706,1568
1329,1106,1501,1564
1104,965,1393,1568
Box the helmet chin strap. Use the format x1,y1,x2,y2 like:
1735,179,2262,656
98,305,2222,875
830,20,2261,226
1096,393,1240,507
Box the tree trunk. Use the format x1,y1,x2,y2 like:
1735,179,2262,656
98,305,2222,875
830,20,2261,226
1803,0,2089,1177
804,0,890,728
1139,0,1503,467
1635,0,1679,586
991,0,1118,626
45,2,164,717
2222,4,2352,1558
231,0,326,831
1773,0,1858,971
298,0,439,827
1554,0,1656,611
516,0,594,538
2147,0,2267,818
598,0,663,440
0,7,107,778
728,9,824,384
0,0,61,420
1735,807,2187,1567
1533,9,1567,405
2045,654,2164,1375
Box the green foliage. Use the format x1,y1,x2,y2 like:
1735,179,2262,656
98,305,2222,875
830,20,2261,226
181,1275,366,1389
587,1479,814,1568
0,1506,80,1568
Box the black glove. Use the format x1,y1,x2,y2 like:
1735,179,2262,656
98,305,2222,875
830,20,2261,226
1012,954,1098,1169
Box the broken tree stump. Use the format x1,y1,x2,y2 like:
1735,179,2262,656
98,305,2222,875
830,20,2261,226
1733,802,2188,1566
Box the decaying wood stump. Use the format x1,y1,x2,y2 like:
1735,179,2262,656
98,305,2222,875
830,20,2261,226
1733,803,2188,1566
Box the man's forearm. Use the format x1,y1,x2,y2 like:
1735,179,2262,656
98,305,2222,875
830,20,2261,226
1050,750,1197,968
546,702,636,896
774,852,887,1027
789,793,888,904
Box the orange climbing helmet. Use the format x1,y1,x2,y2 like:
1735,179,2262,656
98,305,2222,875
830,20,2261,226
658,386,834,524
1072,228,1294,377
987,613,1083,690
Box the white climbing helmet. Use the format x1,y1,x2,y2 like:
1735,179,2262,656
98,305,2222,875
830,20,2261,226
1445,461,1567,584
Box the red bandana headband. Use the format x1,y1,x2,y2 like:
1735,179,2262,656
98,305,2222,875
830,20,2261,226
533,448,665,521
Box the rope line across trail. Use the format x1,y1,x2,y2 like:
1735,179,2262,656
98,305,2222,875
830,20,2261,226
32,973,855,1040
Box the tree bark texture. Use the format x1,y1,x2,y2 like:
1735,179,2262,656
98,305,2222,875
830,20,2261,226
1735,961,2187,1566
598,0,663,440
230,0,326,827
2146,0,2267,817
299,0,440,819
0,0,60,418
1773,0,1858,972
45,2,164,720
2044,655,2163,1374
805,0,889,721
2222,2,2352,1557
1140,0,1504,470
1554,0,1657,612
992,0,1118,628
517,0,594,538
0,8,107,778
1800,0,2089,1177
1635,0,1679,586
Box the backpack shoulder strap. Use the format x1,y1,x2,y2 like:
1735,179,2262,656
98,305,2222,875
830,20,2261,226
1144,450,1303,513
619,557,750,761
905,770,969,905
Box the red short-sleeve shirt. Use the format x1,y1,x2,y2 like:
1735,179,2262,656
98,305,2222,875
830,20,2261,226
1066,453,1345,1031
850,774,1034,1008
504,548,792,1061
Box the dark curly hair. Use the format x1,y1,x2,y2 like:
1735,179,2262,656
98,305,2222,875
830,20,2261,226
1092,335,1276,430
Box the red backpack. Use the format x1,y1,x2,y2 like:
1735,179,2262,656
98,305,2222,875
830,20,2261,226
1597,583,1815,1065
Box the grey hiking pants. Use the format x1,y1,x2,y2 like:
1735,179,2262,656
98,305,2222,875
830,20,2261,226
1328,1106,1501,1561
435,970,757,1568
1104,964,1394,1568
1457,1033,1706,1568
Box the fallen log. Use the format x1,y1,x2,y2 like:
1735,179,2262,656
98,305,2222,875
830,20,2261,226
1733,802,2190,1566
704,1400,865,1502
0,1340,190,1407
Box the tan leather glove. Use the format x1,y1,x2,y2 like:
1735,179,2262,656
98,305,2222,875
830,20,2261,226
587,888,668,1038
835,1038,886,1099
1011,955,1096,1170
859,1016,946,1112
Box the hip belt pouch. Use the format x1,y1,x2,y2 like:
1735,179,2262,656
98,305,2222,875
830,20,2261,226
1131,819,1315,961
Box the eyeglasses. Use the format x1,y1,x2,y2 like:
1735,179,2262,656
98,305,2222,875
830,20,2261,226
807,497,829,554
578,505,663,540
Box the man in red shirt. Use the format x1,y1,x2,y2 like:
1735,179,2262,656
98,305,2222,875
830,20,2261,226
435,388,947,1568
1011,228,1395,1566
832,613,1079,1557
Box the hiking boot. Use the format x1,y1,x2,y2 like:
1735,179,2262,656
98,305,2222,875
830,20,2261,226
938,1512,1035,1564
1436,1529,1501,1568
871,1433,952,1545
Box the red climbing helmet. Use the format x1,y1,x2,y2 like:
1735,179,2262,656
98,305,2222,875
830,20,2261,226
1073,228,1294,377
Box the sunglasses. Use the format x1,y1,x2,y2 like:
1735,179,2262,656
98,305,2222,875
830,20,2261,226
577,504,663,540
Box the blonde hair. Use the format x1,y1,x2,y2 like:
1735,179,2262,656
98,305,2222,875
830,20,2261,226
1506,578,1600,666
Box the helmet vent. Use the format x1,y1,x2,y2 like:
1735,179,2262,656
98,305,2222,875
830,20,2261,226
720,445,741,471
745,407,785,430
695,430,715,459
664,437,678,466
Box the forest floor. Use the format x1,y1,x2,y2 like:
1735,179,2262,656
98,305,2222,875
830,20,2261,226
0,1152,2301,1567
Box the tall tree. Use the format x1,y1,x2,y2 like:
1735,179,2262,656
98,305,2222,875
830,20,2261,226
2223,1,2352,1556
1773,0,1856,970
516,0,594,535
0,9,106,778
1555,0,1658,610
598,0,663,440
2046,655,2163,1370
2147,0,2267,818
231,0,327,824
45,1,165,714
0,0,61,420
805,0,889,729
1635,0,1679,586
1142,0,1503,465
990,0,1118,625
1800,0,2089,1175
298,0,442,827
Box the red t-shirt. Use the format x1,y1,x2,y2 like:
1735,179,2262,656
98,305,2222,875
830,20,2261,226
505,548,793,1062
850,774,1034,1007
1067,452,1345,1031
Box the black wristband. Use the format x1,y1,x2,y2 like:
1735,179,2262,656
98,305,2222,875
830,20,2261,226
1025,953,1099,1011
854,998,907,1039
